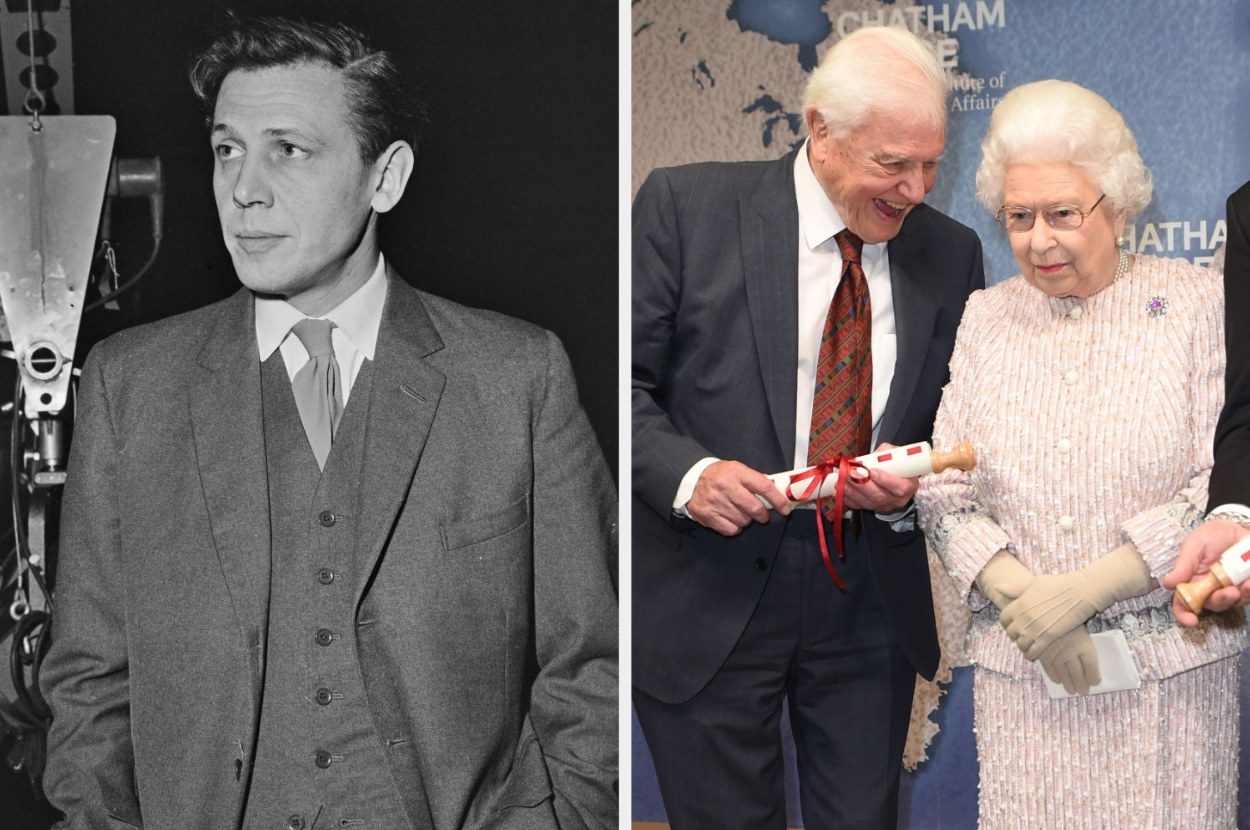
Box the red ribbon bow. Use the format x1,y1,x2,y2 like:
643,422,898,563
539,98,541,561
786,455,868,588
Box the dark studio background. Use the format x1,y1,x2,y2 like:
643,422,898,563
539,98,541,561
1,1,617,824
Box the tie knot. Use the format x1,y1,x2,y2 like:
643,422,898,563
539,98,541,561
834,229,864,265
291,318,335,358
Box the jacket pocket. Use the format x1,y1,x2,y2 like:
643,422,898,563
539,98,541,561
106,804,144,827
440,494,530,551
494,724,554,812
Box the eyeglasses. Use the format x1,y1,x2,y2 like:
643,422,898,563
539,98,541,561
995,194,1106,233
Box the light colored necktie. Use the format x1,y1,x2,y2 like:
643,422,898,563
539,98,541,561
290,318,344,469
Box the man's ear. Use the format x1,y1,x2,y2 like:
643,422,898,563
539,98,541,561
370,140,415,214
805,107,830,162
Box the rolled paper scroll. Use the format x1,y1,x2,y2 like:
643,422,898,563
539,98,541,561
1174,535,1250,614
760,441,977,505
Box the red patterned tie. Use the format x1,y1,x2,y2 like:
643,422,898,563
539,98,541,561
807,229,873,475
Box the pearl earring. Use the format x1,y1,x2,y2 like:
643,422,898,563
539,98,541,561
1116,236,1125,247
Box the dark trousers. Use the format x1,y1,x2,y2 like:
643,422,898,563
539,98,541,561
634,515,916,829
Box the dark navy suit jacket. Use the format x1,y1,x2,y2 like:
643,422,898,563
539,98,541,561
1211,181,1250,509
632,148,985,703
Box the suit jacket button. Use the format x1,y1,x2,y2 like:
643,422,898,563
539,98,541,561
317,568,335,585
315,628,334,646
754,558,767,571
315,749,333,768
318,510,337,527
288,816,305,830
315,687,333,706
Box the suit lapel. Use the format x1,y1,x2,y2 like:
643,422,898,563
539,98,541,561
880,211,940,442
188,289,272,656
742,150,801,465
352,271,447,603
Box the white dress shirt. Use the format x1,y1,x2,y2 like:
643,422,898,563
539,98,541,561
792,140,897,464
673,145,898,512
254,255,387,407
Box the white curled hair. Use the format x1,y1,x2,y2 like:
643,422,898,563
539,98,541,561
802,26,948,141
976,79,1152,219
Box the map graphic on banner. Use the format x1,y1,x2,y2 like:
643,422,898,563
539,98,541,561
632,0,1250,284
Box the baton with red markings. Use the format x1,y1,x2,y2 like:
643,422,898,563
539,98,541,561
761,441,977,505
1174,536,1250,614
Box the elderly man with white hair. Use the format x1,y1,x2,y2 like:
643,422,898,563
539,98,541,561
917,79,1247,828
632,26,984,829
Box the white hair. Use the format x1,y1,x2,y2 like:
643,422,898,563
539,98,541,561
802,26,948,140
975,79,1152,219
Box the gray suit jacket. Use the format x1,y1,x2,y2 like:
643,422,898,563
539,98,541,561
42,273,618,829
632,149,984,702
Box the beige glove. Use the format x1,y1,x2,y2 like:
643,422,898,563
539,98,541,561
1036,627,1101,695
975,550,1033,610
1000,543,1152,660
976,550,1104,695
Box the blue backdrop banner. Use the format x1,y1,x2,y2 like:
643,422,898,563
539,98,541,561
632,1,1250,826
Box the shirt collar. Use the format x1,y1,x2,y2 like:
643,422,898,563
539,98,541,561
794,140,889,259
254,254,388,360
794,140,847,252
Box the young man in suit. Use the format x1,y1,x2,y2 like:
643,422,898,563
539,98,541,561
41,16,617,829
632,26,984,829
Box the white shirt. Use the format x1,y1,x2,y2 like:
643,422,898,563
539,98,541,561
254,255,387,407
673,146,899,511
792,140,897,463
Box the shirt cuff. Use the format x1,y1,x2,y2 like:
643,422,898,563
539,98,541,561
1207,503,1250,528
673,457,720,518
876,501,917,533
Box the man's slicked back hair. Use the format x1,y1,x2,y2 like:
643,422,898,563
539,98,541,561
189,14,424,164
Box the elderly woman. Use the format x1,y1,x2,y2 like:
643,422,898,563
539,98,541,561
917,79,1247,827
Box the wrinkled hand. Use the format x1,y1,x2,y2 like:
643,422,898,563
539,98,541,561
999,571,1101,660
686,460,791,536
1036,625,1101,696
1164,519,1250,627
841,443,919,513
